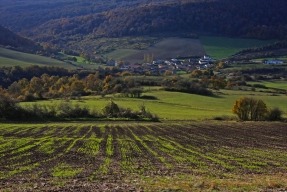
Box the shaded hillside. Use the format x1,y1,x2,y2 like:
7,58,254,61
1,0,287,58
230,40,287,60
92,0,287,39
0,0,174,32
25,0,287,41
0,25,42,53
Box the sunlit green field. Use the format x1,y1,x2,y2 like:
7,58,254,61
21,89,287,120
248,80,287,90
200,36,276,59
0,47,75,69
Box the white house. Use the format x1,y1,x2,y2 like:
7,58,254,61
264,59,284,65
199,55,215,65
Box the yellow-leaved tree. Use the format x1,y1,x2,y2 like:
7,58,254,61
232,97,267,121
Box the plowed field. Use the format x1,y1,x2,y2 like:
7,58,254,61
0,121,286,191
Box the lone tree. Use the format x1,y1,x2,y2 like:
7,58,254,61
232,97,268,121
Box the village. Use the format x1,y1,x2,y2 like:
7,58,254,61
107,55,216,75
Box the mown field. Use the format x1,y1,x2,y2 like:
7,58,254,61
0,121,286,191
199,36,276,59
23,89,287,120
0,47,76,69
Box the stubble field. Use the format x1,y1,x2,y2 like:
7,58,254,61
0,121,286,191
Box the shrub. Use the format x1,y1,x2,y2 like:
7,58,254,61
102,100,120,117
266,108,283,121
57,101,90,118
0,93,21,120
140,95,158,100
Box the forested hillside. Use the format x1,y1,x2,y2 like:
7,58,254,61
0,25,42,53
1,0,287,58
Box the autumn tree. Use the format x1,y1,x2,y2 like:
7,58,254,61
232,97,268,121
0,90,18,119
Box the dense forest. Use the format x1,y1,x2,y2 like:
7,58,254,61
1,0,287,57
0,25,43,54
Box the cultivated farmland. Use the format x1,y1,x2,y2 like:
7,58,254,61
0,121,286,191
105,37,205,63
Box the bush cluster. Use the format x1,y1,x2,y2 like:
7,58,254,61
102,101,159,121
232,97,283,121
0,93,158,121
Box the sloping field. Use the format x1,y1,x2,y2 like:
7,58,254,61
106,38,205,63
0,47,76,69
23,89,287,120
0,121,286,191
200,36,276,59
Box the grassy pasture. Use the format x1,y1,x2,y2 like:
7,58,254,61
248,80,287,90
0,121,286,191
21,89,287,120
0,47,76,69
200,36,276,59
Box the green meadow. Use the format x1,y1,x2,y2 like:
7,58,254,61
200,36,276,59
0,47,76,69
248,80,287,90
21,89,287,120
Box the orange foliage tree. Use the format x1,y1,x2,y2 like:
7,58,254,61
232,97,268,121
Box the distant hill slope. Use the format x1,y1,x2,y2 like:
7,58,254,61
0,0,173,32
1,0,287,58
0,25,42,53
87,0,287,40
0,47,75,69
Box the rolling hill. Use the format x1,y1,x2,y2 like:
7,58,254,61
1,1,287,41
0,47,75,69
1,0,287,61
0,25,42,54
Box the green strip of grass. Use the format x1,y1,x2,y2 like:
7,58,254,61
200,36,275,59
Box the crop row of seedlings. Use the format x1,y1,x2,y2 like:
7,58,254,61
117,126,155,175
147,124,245,173
0,125,85,180
164,122,287,174
89,125,114,179
0,137,44,179
127,125,171,172
1,122,286,184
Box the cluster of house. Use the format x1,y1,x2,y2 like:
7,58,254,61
107,55,216,75
263,59,284,65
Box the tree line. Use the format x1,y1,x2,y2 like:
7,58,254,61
3,73,146,101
